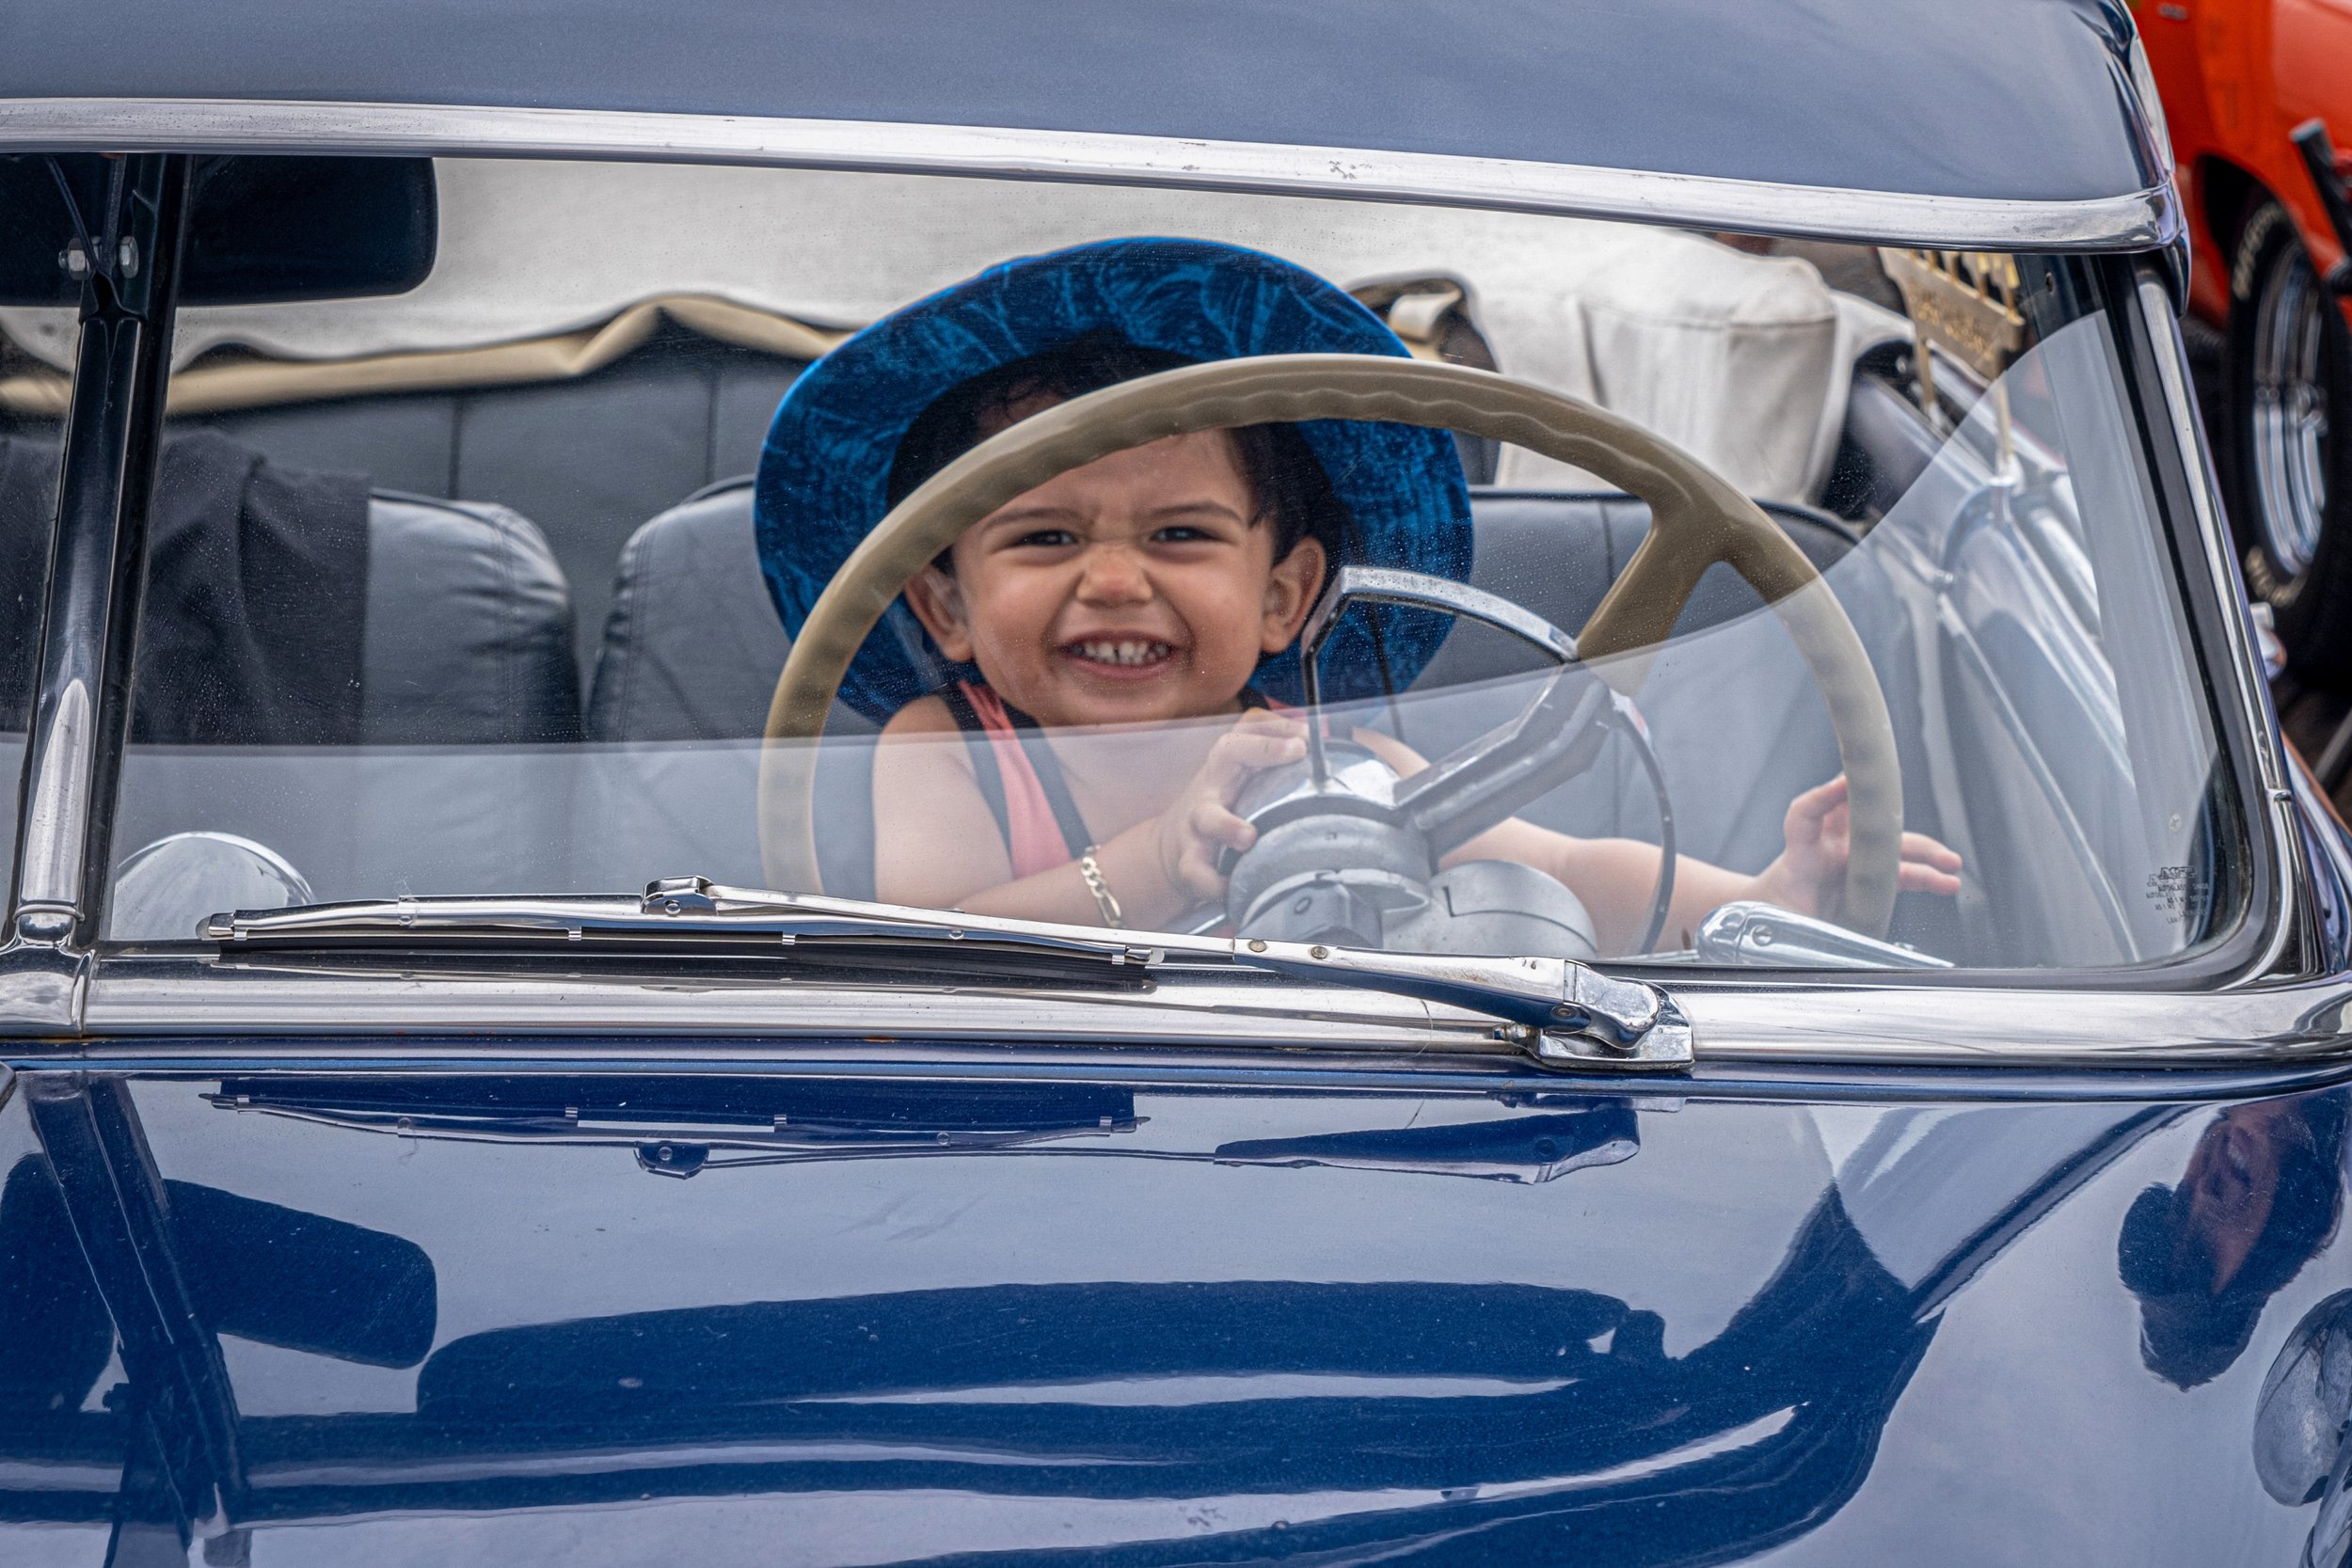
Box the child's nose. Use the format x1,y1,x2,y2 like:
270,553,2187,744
1075,543,1152,602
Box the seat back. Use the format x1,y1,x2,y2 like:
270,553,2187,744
183,336,803,679
576,478,873,896
110,493,585,907
363,493,582,745
585,479,782,744
1391,493,1934,891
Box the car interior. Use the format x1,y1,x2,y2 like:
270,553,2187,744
0,160,2228,970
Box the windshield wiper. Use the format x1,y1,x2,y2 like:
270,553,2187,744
203,877,1692,1070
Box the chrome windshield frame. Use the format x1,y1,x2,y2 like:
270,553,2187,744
0,97,2183,253
2111,258,2309,987
43,953,2352,1069
0,103,2332,1064
0,152,192,1033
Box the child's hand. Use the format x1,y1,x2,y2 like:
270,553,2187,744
1152,709,1309,904
1745,775,1963,923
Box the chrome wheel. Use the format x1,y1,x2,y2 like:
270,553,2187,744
2250,245,2332,579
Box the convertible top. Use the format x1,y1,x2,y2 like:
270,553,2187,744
0,162,1905,505
2,0,2166,209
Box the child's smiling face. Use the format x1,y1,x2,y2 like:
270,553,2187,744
904,428,1327,730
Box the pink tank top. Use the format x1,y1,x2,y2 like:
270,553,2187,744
939,680,1283,882
955,682,1082,880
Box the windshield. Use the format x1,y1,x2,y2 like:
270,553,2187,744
0,159,2238,971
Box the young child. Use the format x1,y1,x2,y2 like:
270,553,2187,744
756,240,1961,952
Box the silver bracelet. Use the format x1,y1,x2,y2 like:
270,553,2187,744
1077,846,1125,927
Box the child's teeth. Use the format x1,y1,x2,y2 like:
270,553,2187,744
1078,641,1168,666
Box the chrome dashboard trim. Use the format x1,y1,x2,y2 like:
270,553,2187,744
0,97,2185,252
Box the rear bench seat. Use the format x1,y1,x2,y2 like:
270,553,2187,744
177,332,803,679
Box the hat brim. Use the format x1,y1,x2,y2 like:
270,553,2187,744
755,236,1473,723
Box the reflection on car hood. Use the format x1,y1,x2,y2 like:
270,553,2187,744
8,1067,2338,1564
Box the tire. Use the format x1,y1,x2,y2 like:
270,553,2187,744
2225,198,2352,686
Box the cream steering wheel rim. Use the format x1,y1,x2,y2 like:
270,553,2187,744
758,353,1903,938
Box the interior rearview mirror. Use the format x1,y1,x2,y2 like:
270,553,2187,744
0,152,437,307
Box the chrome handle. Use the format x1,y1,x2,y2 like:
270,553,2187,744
1693,901,1951,970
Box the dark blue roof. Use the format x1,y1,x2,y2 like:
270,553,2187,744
3,0,2162,205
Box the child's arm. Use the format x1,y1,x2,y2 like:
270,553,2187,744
871,700,1306,927
872,703,1959,950
1353,732,1961,954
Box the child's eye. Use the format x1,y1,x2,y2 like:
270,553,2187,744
1152,524,1218,544
1008,528,1079,549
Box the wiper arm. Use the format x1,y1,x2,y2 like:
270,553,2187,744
206,877,1692,1070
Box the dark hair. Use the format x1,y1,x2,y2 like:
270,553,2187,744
884,331,1354,570
2118,1096,2348,1389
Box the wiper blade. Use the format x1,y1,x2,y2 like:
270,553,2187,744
206,877,1692,1069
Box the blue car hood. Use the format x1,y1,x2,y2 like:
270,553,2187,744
1,1064,2344,1565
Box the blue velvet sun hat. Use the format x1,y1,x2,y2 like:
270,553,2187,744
754,237,1472,722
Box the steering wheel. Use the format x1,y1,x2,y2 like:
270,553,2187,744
759,355,1904,938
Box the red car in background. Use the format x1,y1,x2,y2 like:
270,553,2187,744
2142,0,2352,682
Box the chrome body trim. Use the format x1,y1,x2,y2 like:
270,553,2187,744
15,677,92,917
79,960,1492,1052
4,155,187,1028
0,97,2185,252
54,959,2352,1065
2135,272,2311,977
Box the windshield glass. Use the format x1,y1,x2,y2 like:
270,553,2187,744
2,158,2236,971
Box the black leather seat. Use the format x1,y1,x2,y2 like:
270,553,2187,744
582,483,1936,922
183,333,803,678
361,493,582,745
576,476,871,896
585,479,783,744
110,492,584,905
